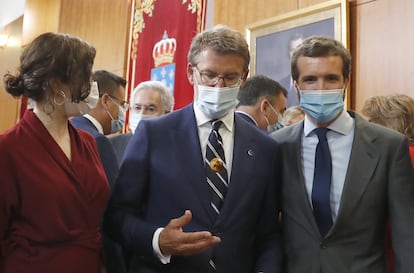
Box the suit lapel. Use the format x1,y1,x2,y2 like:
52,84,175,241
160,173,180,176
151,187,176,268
285,122,322,236
217,116,256,222
333,112,379,229
172,105,216,223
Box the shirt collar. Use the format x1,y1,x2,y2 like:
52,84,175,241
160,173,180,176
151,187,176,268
193,102,234,132
84,114,104,134
234,110,259,126
304,110,354,137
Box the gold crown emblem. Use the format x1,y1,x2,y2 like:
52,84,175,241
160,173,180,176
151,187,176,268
152,31,177,68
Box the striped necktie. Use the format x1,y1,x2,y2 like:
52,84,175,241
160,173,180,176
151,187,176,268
205,119,229,215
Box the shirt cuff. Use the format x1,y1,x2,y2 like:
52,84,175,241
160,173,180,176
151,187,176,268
152,227,171,264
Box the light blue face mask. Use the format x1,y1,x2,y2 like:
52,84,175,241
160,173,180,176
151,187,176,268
129,112,157,134
107,106,125,133
195,84,239,119
265,101,284,133
299,89,345,123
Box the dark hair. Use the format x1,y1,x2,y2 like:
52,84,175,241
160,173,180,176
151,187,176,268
92,70,126,97
3,32,96,102
237,75,287,106
290,36,351,83
188,25,250,72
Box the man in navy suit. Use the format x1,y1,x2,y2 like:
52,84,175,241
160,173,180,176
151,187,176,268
71,70,128,273
104,25,283,273
236,75,287,132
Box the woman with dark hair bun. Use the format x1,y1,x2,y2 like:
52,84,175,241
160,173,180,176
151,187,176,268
0,32,110,273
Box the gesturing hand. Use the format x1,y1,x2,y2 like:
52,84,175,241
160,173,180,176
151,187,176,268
159,210,221,256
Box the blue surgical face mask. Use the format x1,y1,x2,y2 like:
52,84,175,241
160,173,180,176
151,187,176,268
264,101,284,133
299,89,344,123
195,83,239,119
129,112,157,134
107,106,125,133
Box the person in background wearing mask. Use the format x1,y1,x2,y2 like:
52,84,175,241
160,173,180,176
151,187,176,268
104,25,283,273
70,69,128,273
282,105,305,126
236,74,287,133
0,32,109,273
271,36,414,273
109,80,174,165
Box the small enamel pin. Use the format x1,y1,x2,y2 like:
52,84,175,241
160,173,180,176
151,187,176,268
210,157,224,172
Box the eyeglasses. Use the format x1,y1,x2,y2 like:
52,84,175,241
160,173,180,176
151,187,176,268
193,66,243,87
108,95,129,111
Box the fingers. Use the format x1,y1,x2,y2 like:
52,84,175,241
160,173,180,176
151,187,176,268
159,210,221,256
168,210,192,230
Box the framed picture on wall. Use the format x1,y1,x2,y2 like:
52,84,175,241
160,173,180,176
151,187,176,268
246,0,349,108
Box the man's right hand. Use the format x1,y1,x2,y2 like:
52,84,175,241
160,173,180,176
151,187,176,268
159,210,221,256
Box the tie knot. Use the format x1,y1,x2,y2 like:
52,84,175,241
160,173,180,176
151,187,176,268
211,119,223,132
314,127,328,141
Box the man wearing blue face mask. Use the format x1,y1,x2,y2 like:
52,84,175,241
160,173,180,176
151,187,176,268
236,75,287,133
104,25,283,273
109,80,174,165
270,36,414,273
70,70,128,273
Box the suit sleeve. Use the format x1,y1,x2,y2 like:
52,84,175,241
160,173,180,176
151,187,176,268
94,135,119,190
388,136,414,273
102,121,158,256
254,140,283,273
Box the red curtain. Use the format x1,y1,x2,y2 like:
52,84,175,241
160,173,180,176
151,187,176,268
126,0,207,110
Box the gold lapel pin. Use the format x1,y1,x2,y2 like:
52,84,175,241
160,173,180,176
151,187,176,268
210,157,224,172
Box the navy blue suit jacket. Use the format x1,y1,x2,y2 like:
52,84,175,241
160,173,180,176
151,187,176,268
104,104,282,273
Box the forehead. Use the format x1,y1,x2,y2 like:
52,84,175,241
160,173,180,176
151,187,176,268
297,55,343,78
196,47,245,74
133,88,162,105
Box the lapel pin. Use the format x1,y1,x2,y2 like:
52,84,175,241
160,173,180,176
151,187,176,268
247,149,254,156
210,158,224,172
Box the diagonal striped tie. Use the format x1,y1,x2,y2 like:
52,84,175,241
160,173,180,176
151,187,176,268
205,119,228,215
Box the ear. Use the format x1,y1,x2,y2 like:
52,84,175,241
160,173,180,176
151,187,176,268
100,93,111,109
259,99,269,117
293,80,300,98
187,63,195,85
239,70,250,89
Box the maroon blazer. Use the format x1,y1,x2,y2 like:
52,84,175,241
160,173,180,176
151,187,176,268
0,110,110,273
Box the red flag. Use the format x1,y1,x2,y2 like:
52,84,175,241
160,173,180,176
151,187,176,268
126,0,206,110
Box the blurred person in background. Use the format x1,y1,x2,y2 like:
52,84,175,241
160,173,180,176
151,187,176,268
236,74,287,133
0,32,109,273
362,94,414,166
109,80,174,165
282,105,305,126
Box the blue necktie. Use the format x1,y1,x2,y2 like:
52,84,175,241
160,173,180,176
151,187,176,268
205,120,228,273
205,120,228,215
312,128,333,237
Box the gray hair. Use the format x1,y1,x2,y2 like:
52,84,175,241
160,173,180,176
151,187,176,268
130,80,174,112
188,25,250,72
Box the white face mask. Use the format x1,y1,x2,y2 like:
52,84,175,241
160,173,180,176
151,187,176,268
129,113,157,134
64,81,99,117
195,84,239,119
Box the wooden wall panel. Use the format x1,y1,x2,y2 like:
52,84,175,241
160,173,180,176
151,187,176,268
58,0,130,76
22,0,60,45
350,0,414,111
214,1,298,35
0,17,23,133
